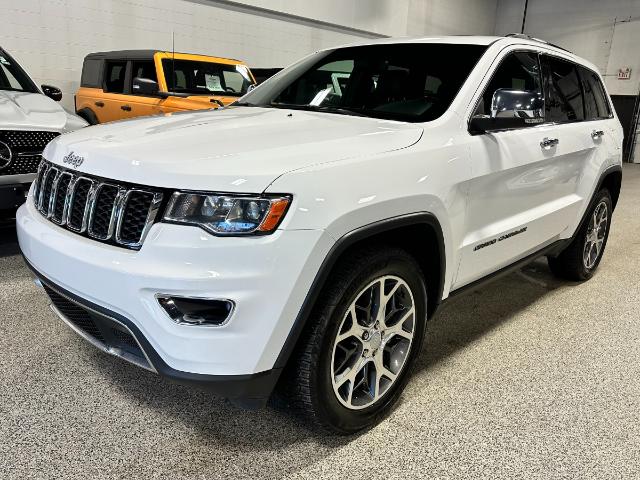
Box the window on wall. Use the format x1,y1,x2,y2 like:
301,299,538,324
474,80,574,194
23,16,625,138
579,66,611,120
473,51,542,119
541,55,584,123
104,61,127,93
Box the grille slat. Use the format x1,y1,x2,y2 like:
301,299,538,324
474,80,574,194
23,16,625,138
67,178,92,231
0,130,59,175
89,185,119,239
36,160,162,249
39,168,58,215
51,173,72,224
118,191,155,244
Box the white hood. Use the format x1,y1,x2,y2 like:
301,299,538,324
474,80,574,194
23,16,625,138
44,107,423,193
0,90,87,132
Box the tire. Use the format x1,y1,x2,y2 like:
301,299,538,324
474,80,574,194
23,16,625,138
548,189,613,281
77,108,99,125
277,246,427,434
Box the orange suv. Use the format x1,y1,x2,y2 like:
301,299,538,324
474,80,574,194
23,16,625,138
75,50,256,124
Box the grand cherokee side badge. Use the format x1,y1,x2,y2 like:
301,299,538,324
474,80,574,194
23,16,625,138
62,152,84,169
474,227,528,252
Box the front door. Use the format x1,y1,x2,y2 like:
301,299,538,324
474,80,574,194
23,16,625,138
454,49,592,289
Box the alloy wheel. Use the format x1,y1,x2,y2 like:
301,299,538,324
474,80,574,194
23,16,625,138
330,275,415,410
583,200,608,269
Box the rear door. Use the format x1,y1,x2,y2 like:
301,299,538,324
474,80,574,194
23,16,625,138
539,54,615,236
454,49,591,288
98,60,135,122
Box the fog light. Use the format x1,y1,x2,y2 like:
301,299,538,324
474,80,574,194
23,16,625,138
157,296,234,326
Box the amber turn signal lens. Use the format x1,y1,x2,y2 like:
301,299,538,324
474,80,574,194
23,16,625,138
258,198,290,232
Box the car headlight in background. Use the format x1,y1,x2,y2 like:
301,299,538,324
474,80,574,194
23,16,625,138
163,192,291,235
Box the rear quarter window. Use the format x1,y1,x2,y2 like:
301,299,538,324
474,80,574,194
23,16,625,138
81,59,103,88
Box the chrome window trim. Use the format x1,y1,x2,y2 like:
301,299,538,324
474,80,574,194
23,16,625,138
466,47,545,135
466,45,615,136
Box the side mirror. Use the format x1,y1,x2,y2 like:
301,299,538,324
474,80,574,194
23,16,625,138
132,77,159,96
41,84,62,102
470,88,544,133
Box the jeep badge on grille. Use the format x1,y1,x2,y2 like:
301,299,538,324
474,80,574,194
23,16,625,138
62,151,84,169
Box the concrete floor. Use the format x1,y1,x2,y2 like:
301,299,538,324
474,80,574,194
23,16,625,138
1,165,639,479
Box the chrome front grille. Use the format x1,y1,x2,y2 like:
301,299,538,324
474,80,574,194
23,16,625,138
33,160,163,249
0,130,60,175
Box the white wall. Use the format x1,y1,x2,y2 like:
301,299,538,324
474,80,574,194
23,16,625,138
494,0,640,96
1,0,498,110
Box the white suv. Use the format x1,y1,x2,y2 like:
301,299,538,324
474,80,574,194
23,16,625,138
17,35,622,433
0,47,87,211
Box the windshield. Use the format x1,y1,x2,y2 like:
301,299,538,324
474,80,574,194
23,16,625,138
162,59,254,97
238,43,487,122
0,49,38,93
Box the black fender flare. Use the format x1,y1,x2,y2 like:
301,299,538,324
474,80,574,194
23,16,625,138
273,212,446,370
76,107,99,125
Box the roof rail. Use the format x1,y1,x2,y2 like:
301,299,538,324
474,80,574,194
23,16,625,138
504,33,572,53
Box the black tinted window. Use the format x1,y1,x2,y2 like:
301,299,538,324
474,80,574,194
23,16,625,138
132,61,157,84
542,55,584,122
0,49,38,93
104,61,127,93
81,59,102,88
579,66,611,119
474,51,542,117
240,43,487,122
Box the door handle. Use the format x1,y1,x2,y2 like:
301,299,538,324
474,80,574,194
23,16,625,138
591,130,605,140
95,101,104,107
121,105,132,112
540,137,559,148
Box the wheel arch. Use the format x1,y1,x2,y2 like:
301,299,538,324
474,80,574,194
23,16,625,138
273,212,446,370
598,165,622,210
76,107,99,125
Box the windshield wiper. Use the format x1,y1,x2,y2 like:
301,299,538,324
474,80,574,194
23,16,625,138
233,101,259,107
270,103,368,117
314,106,367,117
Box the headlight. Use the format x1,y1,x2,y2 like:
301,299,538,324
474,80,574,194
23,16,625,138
163,192,291,235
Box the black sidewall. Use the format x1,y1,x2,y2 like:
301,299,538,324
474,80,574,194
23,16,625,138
312,255,427,434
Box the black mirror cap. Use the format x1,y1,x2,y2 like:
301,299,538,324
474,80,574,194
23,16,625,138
469,115,529,135
41,84,62,102
132,77,159,96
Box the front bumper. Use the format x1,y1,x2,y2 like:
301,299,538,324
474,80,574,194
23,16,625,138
28,264,281,406
0,174,33,209
17,196,333,399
